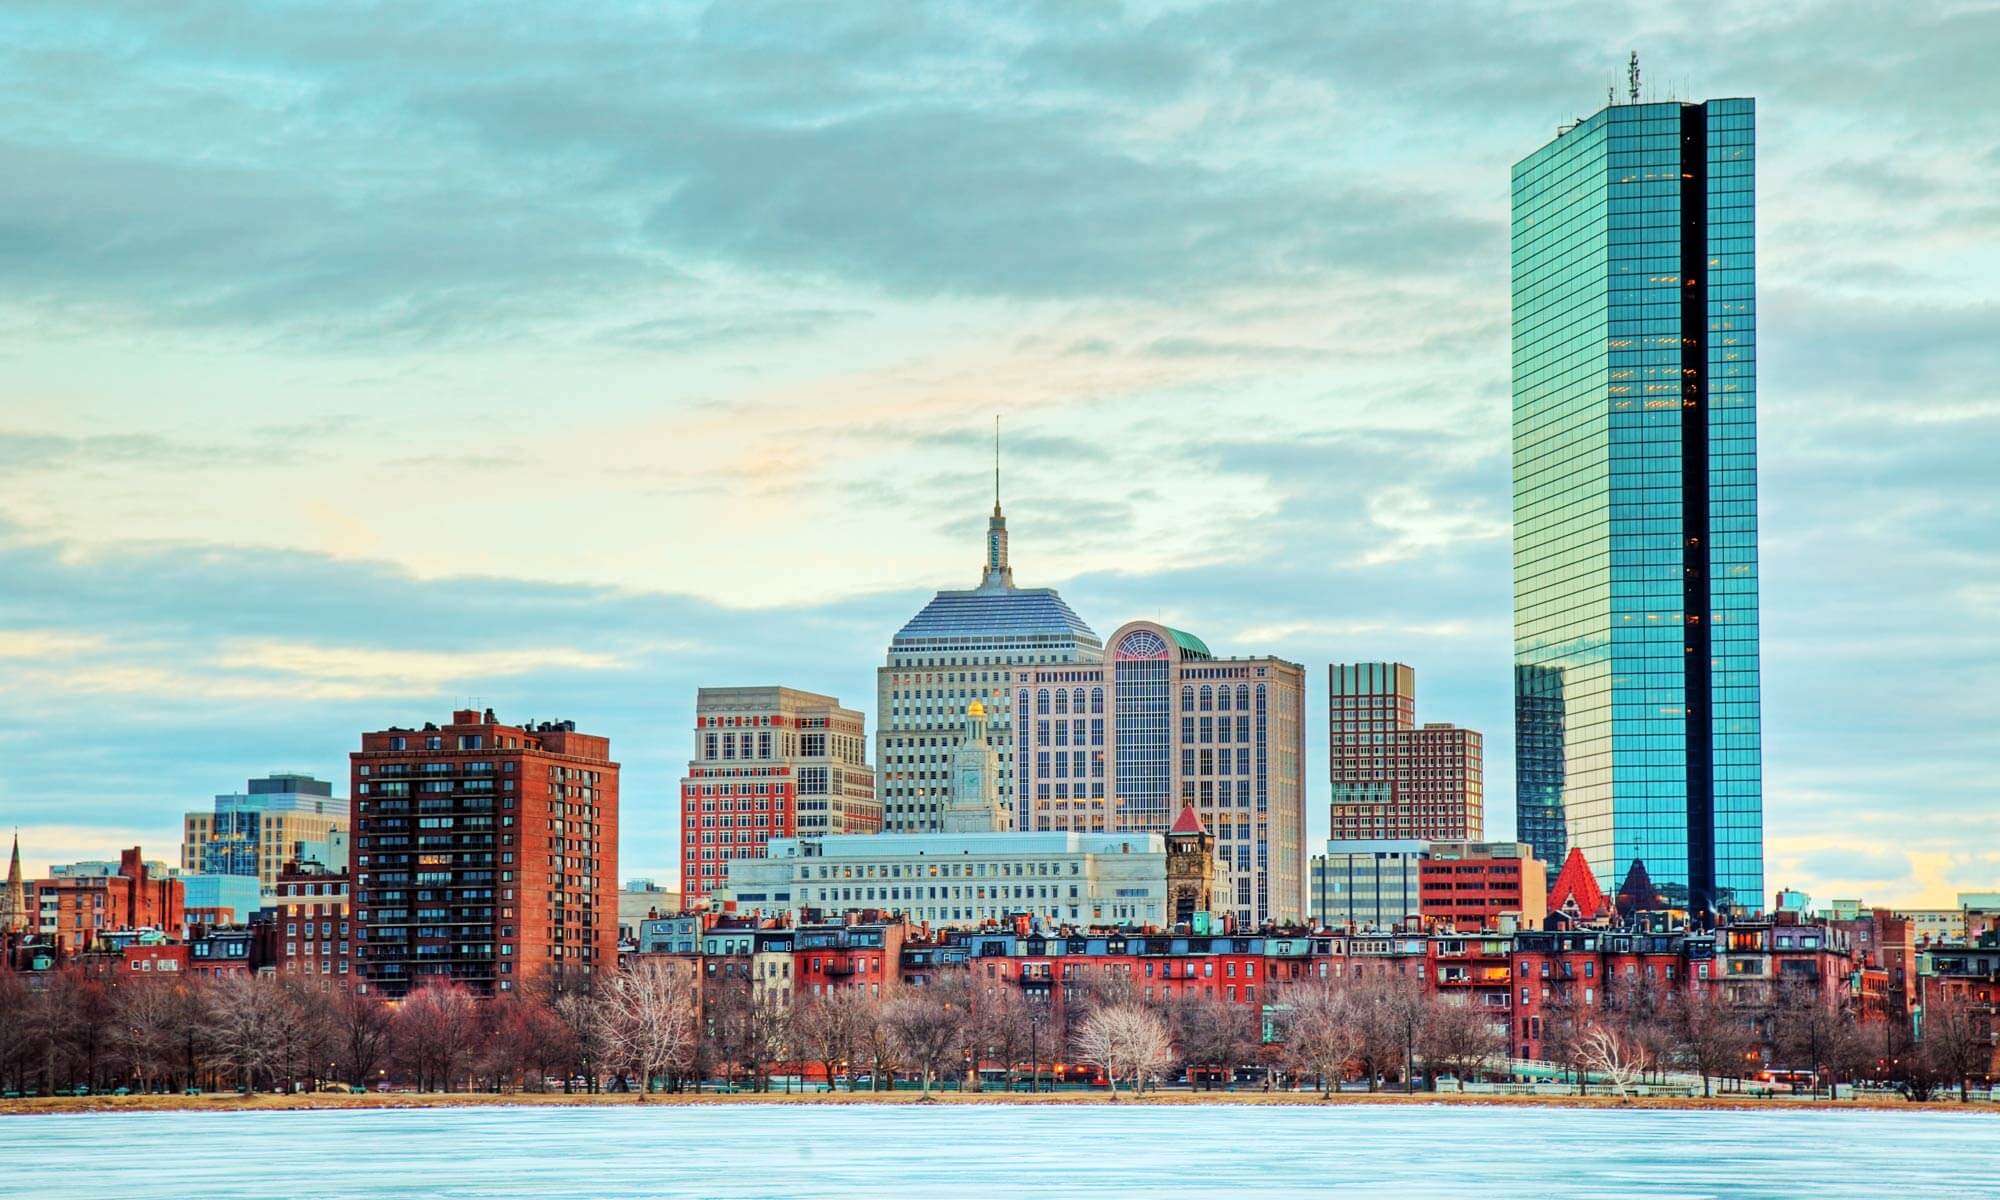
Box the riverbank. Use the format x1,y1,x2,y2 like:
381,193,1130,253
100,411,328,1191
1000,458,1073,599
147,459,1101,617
6,1088,1995,1117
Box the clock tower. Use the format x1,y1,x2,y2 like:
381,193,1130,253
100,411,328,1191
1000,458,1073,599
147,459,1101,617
941,699,1006,834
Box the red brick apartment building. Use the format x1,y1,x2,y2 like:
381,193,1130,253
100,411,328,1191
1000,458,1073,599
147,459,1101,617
30,848,184,954
352,709,618,998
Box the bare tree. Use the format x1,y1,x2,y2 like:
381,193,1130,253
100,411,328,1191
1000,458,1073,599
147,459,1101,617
1575,1023,1649,1097
205,974,289,1091
1348,971,1427,1092
1773,977,1848,1098
1540,990,1596,1095
1275,977,1361,1098
1921,988,1993,1103
884,975,970,1098
857,993,902,1092
330,987,394,1089
598,959,701,1097
1071,1003,1173,1099
392,978,480,1092
970,979,1034,1092
0,972,33,1093
1420,994,1507,1091
1669,987,1754,1098
550,985,607,1093
704,977,760,1090
794,991,865,1092
1168,994,1256,1091
109,977,185,1093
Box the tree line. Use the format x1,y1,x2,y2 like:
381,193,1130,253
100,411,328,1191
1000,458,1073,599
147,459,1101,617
0,963,1986,1100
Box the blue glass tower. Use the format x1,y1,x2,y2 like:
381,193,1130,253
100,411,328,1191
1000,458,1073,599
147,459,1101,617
1510,95,1761,917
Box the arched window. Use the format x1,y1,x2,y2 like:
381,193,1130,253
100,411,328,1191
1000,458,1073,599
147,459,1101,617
1180,685,1195,713
1054,690,1069,715
1216,686,1232,712
1071,688,1086,714
1036,689,1051,715
1090,688,1105,714
1116,628,1168,659
1199,686,1213,711
1236,684,1251,711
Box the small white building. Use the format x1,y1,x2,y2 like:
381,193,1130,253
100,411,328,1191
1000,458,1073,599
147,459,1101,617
718,829,1172,930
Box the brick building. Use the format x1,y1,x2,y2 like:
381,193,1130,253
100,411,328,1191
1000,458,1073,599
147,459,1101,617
30,848,185,954
352,709,619,998
680,687,877,906
1328,663,1483,841
275,860,353,985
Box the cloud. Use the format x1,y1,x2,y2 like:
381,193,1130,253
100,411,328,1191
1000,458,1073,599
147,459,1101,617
0,1,1995,906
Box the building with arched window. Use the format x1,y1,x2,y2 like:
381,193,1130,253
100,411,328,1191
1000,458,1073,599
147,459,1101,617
1011,620,1306,929
876,492,1100,833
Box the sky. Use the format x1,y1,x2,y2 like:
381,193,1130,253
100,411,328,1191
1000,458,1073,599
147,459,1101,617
2,1,1997,909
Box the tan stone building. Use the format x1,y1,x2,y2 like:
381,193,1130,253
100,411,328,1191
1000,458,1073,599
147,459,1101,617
1011,620,1307,929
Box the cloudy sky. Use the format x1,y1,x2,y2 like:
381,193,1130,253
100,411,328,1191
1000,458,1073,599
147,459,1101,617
3,1,1996,908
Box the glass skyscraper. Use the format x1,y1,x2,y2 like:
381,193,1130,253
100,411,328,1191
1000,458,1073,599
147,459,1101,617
1510,96,1761,917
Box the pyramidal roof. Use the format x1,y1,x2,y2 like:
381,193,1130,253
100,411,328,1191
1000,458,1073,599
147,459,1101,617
890,488,1100,650
1169,803,1208,837
1547,847,1608,921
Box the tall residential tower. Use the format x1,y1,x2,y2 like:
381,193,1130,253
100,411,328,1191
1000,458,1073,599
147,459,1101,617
1510,93,1762,916
1328,662,1484,842
351,710,618,998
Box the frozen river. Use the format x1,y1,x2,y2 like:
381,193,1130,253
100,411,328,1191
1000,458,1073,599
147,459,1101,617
3,1102,1996,1198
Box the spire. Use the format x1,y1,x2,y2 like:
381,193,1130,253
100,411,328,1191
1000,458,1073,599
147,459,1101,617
979,415,1014,590
1,828,24,936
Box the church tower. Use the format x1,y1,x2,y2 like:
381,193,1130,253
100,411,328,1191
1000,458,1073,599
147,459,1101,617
941,699,1006,834
1,830,26,935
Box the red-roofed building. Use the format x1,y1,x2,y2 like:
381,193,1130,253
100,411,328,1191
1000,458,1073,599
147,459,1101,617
1548,847,1610,924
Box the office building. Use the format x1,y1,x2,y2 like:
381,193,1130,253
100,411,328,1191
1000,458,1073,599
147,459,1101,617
1012,619,1307,928
1328,663,1484,841
182,773,349,892
1310,840,1427,932
1420,841,1548,932
1511,91,1762,915
179,873,265,923
680,686,877,906
877,475,1102,832
351,709,619,998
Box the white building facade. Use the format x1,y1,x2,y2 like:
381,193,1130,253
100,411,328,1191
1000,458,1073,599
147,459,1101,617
718,830,1172,930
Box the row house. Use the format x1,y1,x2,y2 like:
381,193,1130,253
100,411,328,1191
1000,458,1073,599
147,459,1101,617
1919,934,2000,1079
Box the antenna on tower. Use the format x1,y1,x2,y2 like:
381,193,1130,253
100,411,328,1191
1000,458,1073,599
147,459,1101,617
1628,51,1641,103
993,414,1001,510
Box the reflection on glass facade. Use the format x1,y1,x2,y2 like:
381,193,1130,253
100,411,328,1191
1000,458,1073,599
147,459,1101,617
1511,97,1762,917
1113,628,1172,830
